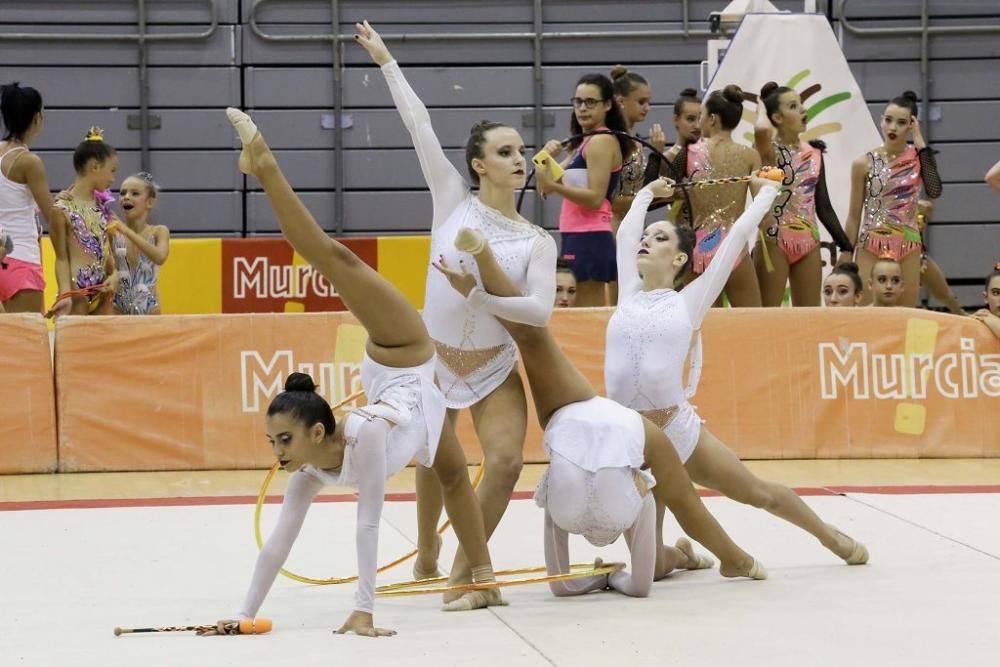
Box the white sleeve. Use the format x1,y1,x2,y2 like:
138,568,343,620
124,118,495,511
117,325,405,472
607,494,655,598
466,234,557,326
237,471,324,619
380,60,468,229
543,509,609,597
681,185,778,328
616,189,654,300
350,418,391,614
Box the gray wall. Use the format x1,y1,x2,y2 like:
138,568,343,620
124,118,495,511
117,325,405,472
1,0,998,305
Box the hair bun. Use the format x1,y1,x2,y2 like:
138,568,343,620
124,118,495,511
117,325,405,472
722,84,745,105
839,261,860,274
759,81,779,100
284,371,317,393
901,90,919,102
610,65,629,80
679,87,699,98
470,119,504,136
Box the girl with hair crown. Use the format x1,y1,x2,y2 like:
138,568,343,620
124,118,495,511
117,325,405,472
51,126,121,315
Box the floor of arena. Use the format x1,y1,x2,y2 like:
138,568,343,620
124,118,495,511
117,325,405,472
3,460,999,666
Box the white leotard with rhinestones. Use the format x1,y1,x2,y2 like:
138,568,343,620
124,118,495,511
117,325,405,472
533,396,657,598
237,353,444,619
605,186,778,462
381,61,557,409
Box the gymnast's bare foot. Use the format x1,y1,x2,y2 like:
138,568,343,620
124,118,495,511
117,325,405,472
225,108,277,177
720,555,767,580
827,524,869,565
675,537,715,570
413,534,444,581
442,586,506,612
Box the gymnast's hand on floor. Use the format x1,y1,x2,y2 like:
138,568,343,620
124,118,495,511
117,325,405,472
354,20,392,66
335,610,396,638
432,255,478,298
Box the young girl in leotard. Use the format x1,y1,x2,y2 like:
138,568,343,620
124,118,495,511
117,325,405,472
671,85,763,306
753,82,853,307
110,172,170,314
845,91,942,306
52,128,121,315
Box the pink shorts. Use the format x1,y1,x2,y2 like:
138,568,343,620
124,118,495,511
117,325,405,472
0,257,45,301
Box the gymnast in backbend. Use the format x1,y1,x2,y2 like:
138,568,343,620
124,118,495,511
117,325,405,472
433,215,766,599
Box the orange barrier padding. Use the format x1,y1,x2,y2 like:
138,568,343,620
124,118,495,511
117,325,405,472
54,313,373,472
543,307,1000,459
0,314,57,473
52,307,1000,472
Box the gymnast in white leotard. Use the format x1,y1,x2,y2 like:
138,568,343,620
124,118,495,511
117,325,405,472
535,396,659,597
435,222,769,598
359,22,557,587
606,176,869,575
209,100,503,638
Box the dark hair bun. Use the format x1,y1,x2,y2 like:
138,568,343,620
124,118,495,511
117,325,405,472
470,120,506,136
722,84,745,105
901,90,918,103
838,261,860,275
610,65,629,80
679,87,699,98
284,372,317,393
759,81,779,100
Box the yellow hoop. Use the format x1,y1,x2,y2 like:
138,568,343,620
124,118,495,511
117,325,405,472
375,562,627,598
253,388,486,585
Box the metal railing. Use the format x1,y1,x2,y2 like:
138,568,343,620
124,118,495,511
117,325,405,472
248,0,714,232
837,0,1000,143
0,0,220,171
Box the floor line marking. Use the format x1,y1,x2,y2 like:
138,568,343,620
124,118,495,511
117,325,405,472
3,484,999,512
836,490,1000,562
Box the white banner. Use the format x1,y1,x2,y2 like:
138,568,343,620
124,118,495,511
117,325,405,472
707,13,881,239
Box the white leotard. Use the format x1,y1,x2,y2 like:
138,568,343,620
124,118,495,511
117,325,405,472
238,353,445,618
534,396,656,597
605,186,778,462
381,60,557,408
